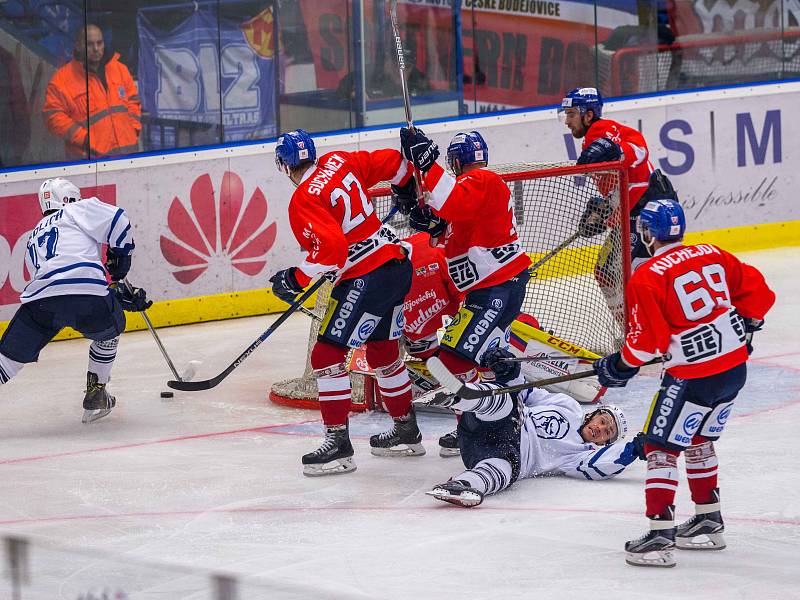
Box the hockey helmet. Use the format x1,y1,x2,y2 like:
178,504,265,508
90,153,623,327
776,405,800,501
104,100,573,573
38,178,81,214
559,87,604,118
275,129,316,176
446,131,488,175
583,404,628,444
637,198,685,243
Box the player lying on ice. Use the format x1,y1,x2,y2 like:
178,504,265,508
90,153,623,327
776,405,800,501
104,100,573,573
0,178,151,423
416,346,645,508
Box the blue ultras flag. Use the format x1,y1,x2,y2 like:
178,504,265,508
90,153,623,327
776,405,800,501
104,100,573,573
137,5,276,148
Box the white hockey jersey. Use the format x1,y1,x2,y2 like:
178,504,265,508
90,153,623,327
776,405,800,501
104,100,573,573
518,388,638,481
21,197,134,302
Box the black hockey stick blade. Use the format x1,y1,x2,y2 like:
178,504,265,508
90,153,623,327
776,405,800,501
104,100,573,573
166,276,330,392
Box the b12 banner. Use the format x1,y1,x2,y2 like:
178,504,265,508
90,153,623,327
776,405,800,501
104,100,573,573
137,5,277,147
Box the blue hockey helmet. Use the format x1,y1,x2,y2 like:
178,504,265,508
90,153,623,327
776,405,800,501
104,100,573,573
560,87,604,118
637,199,686,243
275,129,316,176
446,131,489,175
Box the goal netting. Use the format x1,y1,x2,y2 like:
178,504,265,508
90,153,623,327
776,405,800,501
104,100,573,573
269,160,630,410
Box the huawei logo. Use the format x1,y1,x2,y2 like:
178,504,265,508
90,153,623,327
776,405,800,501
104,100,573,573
160,172,277,284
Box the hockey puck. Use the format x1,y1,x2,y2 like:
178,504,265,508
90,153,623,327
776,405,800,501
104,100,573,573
160,391,174,399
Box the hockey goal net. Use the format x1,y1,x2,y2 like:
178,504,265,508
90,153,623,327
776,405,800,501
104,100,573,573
269,160,630,410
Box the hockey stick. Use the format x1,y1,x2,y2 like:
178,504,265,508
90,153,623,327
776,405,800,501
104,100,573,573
122,279,185,382
500,355,598,363
167,207,400,392
426,356,661,400
528,231,580,276
166,276,330,392
389,0,427,208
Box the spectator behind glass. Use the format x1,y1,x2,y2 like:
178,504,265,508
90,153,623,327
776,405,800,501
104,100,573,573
43,24,141,160
0,45,32,168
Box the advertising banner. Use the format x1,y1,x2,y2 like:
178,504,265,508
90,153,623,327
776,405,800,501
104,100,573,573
137,5,277,148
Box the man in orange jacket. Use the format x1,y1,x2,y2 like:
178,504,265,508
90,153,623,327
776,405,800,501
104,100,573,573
44,24,141,160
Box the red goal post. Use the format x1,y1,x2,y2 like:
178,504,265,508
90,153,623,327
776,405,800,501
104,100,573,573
269,160,630,411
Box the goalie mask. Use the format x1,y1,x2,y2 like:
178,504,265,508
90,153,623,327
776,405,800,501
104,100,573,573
275,129,316,179
38,178,81,214
580,404,628,445
636,198,685,253
446,131,488,176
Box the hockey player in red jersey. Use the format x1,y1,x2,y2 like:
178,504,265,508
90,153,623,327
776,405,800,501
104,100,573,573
270,129,424,477
396,128,532,400
592,199,775,568
561,87,678,326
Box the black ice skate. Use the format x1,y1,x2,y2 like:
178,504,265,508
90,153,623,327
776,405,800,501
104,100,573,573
82,372,116,424
625,506,676,568
438,428,460,458
369,408,426,457
302,423,355,477
426,480,484,508
677,488,726,550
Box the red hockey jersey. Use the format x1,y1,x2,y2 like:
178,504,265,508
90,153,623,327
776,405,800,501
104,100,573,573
422,162,532,293
288,149,411,286
403,232,462,342
621,242,775,379
584,118,654,211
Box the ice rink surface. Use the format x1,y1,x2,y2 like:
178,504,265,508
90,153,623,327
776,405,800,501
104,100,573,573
1,247,798,599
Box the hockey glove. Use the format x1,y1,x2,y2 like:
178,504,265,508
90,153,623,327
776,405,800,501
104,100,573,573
578,196,612,238
400,127,439,173
744,317,764,355
646,169,678,201
481,347,521,383
391,175,418,215
576,138,622,165
632,432,647,461
105,247,132,282
409,205,447,238
114,284,152,312
593,351,639,388
270,267,305,305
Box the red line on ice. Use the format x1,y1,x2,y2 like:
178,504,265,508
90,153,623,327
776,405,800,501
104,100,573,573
0,504,797,528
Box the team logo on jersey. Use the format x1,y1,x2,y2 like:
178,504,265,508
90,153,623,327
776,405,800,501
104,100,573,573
160,172,276,284
532,410,570,439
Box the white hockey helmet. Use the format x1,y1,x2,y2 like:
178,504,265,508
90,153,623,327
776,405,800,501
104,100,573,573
38,178,81,213
583,404,628,444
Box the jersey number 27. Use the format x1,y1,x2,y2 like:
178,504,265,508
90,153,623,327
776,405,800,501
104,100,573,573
330,172,374,234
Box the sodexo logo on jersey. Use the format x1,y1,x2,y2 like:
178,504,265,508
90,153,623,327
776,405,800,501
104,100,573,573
160,172,276,284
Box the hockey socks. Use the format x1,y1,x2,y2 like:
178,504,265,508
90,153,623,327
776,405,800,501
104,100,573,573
311,341,351,426
685,437,719,504
644,445,680,517
369,341,413,418
87,337,119,384
0,352,23,384
455,458,513,496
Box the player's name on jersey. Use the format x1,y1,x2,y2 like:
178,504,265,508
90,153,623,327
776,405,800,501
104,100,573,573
648,244,721,276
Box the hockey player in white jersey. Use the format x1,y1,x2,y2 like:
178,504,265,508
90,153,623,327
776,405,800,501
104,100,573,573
0,178,150,423
420,347,645,507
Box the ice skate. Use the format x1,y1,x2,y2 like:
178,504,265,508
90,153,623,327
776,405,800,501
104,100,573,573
370,408,426,457
426,480,484,508
302,424,356,477
438,428,460,457
677,489,726,550
82,372,116,424
625,506,676,568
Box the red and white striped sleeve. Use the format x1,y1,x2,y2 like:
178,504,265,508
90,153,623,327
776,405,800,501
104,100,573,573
288,190,348,287
421,163,488,220
719,247,776,320
349,149,412,189
621,275,670,367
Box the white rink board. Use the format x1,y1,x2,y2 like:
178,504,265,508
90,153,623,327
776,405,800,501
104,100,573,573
0,247,797,599
2,82,799,322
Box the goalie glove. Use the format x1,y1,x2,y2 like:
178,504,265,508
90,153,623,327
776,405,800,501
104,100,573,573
409,205,447,238
391,175,418,215
400,127,439,173
577,138,622,165
114,283,152,312
270,267,305,305
593,351,639,388
578,196,612,238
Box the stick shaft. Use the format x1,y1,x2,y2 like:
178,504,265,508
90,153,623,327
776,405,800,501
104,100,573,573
529,231,580,274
